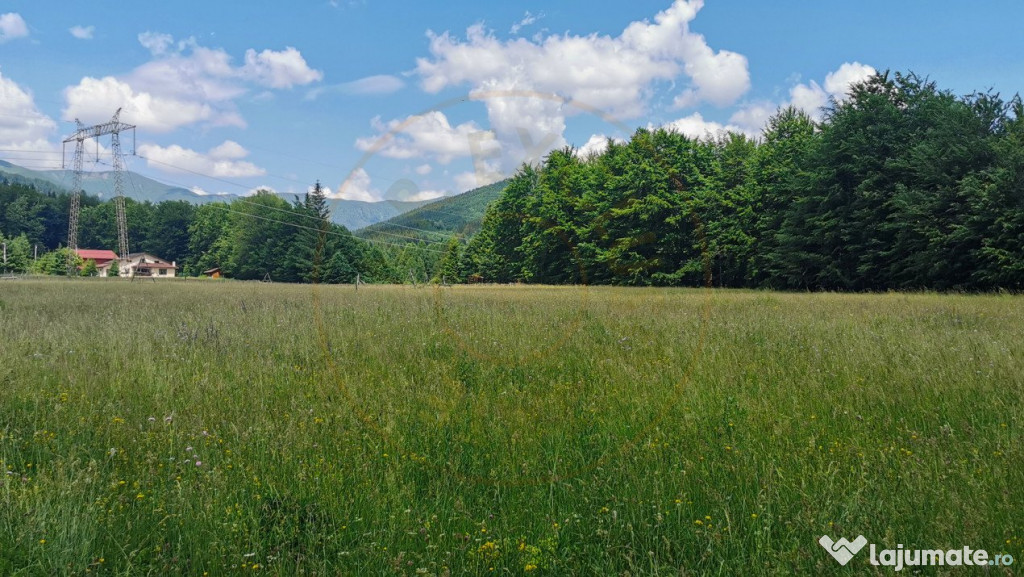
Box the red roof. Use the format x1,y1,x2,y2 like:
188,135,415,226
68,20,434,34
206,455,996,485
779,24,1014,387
76,249,118,262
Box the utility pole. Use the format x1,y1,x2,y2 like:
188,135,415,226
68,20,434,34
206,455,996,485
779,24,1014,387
62,108,137,271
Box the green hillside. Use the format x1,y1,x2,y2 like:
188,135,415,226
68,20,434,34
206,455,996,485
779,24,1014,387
356,179,508,243
0,161,429,231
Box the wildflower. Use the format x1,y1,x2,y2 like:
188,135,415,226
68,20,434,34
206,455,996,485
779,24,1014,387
751,514,758,519
524,564,537,572
195,461,202,467
39,539,46,545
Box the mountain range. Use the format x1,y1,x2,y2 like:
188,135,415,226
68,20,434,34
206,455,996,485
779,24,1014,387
357,179,507,244
0,160,430,231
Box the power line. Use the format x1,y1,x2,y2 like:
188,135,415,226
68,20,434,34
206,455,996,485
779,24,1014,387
126,155,454,243
199,201,447,254
4,147,479,246
94,158,448,254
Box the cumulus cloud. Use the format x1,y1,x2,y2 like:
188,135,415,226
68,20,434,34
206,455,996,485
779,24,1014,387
69,25,95,40
333,167,379,201
417,1,748,115
727,102,775,135
384,0,748,180
305,74,404,100
728,61,877,134
823,62,876,102
414,163,432,175
355,111,499,165
783,61,877,120
241,47,323,88
64,76,226,133
0,13,28,43
663,112,745,140
0,70,59,166
576,134,627,158
62,33,322,131
137,140,266,178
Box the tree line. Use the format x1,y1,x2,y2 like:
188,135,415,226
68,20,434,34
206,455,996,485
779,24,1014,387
4,71,1022,289
0,181,433,281
451,72,1024,290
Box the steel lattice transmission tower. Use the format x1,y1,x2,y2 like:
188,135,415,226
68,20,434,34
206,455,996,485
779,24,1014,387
62,108,137,268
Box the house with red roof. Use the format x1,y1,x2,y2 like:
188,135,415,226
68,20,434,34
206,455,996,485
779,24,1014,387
106,252,178,278
75,249,119,269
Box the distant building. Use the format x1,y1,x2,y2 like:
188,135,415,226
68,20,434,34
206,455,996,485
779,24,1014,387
98,252,177,278
75,249,118,269
202,267,222,279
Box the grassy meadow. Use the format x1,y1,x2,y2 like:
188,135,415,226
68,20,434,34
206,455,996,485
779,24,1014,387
0,279,1021,575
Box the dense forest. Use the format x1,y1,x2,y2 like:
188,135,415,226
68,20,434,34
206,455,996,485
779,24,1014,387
2,72,1022,289
458,72,1024,290
0,181,442,282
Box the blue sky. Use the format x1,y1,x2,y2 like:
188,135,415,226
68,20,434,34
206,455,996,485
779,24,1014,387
1,1,1022,202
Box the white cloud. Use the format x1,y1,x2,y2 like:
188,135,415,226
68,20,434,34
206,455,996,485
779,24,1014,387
355,111,499,164
138,31,174,55
63,76,224,133
823,61,876,103
241,47,323,89
0,70,59,166
454,168,504,192
392,0,748,180
404,189,447,202
728,61,877,134
786,62,876,120
0,13,28,43
576,134,626,158
208,140,248,160
414,163,432,175
137,141,266,178
510,11,540,35
727,102,775,135
788,81,829,118
305,74,404,100
333,167,379,201
663,112,745,140
417,1,748,115
69,25,95,40
62,33,321,132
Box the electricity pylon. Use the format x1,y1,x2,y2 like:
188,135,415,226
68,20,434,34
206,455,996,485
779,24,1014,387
62,108,137,270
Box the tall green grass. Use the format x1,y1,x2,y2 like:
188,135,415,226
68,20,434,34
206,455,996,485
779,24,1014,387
1,279,1021,575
